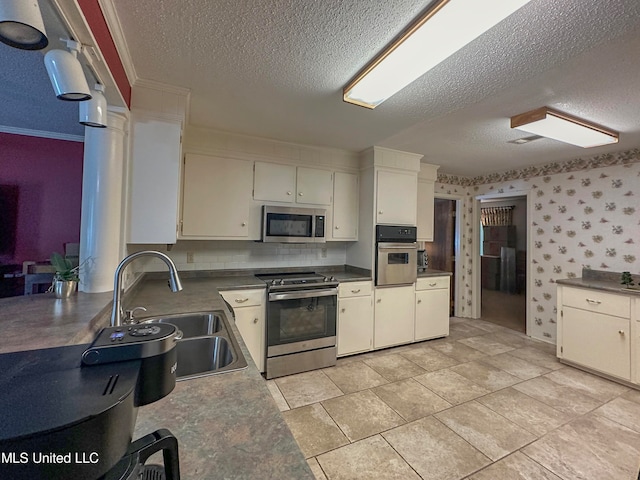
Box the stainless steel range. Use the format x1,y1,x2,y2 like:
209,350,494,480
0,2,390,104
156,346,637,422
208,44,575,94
256,272,338,379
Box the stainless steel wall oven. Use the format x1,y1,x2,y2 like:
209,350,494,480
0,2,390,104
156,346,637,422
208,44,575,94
376,225,418,286
257,272,338,379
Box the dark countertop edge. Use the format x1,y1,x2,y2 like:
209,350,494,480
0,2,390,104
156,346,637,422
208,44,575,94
556,277,640,296
418,269,453,277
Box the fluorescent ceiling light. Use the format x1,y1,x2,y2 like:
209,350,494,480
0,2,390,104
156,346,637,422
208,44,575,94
79,84,107,128
343,0,533,109
510,107,619,148
44,39,92,101
0,0,48,50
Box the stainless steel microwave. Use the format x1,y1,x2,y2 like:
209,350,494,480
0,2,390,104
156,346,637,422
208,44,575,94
262,206,326,243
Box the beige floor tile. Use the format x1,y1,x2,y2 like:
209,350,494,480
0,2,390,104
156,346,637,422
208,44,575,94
372,378,451,422
363,353,427,381
622,389,640,404
544,367,629,402
448,322,489,339
526,339,557,355
452,361,521,391
322,361,388,394
480,352,551,380
470,319,511,333
275,370,343,409
414,369,491,405
431,341,487,362
468,451,561,480
507,347,563,371
435,401,536,461
595,397,640,433
322,390,404,442
512,376,602,416
316,435,420,480
524,413,640,480
477,387,573,436
307,458,327,480
487,331,531,348
398,346,460,372
382,416,491,480
458,336,515,355
266,379,290,411
282,404,349,458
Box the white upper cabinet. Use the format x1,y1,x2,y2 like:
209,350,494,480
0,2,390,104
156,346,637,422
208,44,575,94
181,154,253,238
376,170,417,226
128,112,182,244
416,164,439,242
331,171,358,240
253,162,296,203
253,162,332,205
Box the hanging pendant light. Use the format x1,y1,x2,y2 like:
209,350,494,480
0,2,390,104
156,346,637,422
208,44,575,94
0,0,48,50
44,39,92,101
79,84,107,128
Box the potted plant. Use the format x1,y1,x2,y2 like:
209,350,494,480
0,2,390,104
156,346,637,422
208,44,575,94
50,252,80,298
621,271,636,289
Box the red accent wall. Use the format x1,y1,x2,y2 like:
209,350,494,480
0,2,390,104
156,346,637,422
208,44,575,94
78,0,131,106
0,133,84,265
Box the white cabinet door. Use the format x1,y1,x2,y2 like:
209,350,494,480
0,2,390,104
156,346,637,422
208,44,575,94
181,154,252,238
415,288,450,341
332,172,358,240
337,295,373,356
128,113,182,243
297,167,333,205
562,306,630,380
253,162,296,203
416,179,435,242
376,170,417,225
374,285,415,349
234,304,265,372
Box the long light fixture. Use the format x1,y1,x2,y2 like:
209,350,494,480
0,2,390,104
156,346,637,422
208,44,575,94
0,0,48,50
343,0,533,109
510,107,619,148
44,39,92,101
79,84,107,128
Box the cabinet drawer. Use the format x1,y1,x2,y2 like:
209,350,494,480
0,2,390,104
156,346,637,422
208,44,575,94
339,281,372,298
220,288,265,308
416,276,450,291
562,287,630,318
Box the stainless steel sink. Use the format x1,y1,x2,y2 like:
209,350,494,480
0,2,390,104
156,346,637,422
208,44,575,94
142,310,247,380
143,312,222,338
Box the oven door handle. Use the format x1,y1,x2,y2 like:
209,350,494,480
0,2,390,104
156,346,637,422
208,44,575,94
269,288,338,301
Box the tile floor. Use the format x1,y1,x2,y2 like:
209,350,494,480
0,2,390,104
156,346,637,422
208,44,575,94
267,318,640,480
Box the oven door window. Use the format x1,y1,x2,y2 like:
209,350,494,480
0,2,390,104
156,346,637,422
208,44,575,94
267,295,337,346
387,252,409,264
266,213,312,238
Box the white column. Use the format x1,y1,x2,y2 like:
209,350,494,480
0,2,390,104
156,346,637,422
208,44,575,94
78,111,128,293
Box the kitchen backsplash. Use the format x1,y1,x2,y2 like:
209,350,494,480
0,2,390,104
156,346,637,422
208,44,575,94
437,147,640,344
128,241,347,273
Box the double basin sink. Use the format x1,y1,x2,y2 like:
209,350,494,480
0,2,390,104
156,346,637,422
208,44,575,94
143,312,247,380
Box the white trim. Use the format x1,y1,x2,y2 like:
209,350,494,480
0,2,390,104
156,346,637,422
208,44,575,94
474,189,532,335
434,192,464,318
134,78,191,97
0,125,84,142
98,0,137,86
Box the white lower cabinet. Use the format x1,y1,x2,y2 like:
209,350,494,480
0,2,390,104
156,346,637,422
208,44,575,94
220,289,265,372
337,281,373,356
374,285,415,349
415,276,450,341
558,285,633,383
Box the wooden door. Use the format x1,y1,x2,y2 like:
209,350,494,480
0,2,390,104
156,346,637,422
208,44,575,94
424,198,456,314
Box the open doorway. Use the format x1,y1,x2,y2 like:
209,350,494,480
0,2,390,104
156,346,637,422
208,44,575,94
479,196,527,333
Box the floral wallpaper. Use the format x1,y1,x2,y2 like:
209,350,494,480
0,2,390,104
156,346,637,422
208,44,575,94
436,148,640,343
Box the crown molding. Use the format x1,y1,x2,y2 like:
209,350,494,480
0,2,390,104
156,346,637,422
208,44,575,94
98,0,138,86
133,78,191,97
0,125,84,143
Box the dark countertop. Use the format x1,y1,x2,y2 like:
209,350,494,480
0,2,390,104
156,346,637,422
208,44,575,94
556,277,640,296
418,268,453,278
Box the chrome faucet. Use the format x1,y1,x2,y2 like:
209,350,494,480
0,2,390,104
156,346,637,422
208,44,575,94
110,250,183,327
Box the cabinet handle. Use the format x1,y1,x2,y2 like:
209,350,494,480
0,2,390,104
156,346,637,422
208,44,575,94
417,299,422,304
378,210,383,215
241,222,247,227
235,298,249,303
287,191,292,195
299,192,304,196
377,298,381,303
335,226,340,230
429,282,437,287
341,308,346,313
585,298,602,305
619,330,625,335
351,289,361,294
253,318,259,324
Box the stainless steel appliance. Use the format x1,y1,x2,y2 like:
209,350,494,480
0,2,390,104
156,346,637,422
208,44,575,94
376,225,418,286
417,249,429,272
262,205,326,243
257,272,338,379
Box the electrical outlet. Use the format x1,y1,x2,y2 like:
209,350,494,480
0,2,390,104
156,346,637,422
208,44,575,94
321,247,327,258
186,252,194,263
